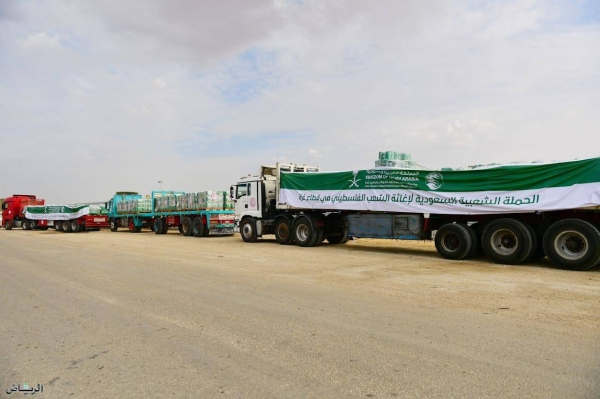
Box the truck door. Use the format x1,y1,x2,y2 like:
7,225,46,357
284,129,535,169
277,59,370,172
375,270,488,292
234,181,260,217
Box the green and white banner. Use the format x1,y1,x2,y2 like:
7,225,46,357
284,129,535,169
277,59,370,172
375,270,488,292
279,158,600,215
25,205,89,220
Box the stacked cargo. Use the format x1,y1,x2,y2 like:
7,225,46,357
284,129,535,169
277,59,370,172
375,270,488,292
116,199,152,214
199,191,228,210
89,204,109,215
375,151,416,168
154,191,232,211
135,199,152,213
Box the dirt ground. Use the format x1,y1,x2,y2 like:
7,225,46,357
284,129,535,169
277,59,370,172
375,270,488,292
2,228,599,398
36,229,600,330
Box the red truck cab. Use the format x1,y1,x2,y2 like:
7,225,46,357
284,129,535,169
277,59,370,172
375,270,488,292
1,194,48,230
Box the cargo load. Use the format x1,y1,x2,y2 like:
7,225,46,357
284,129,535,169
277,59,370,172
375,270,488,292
279,157,600,215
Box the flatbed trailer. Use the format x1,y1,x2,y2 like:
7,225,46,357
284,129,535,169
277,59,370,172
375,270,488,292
25,204,110,233
232,159,600,271
107,191,235,236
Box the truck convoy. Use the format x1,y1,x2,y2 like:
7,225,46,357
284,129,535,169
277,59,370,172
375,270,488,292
231,158,600,271
106,190,235,236
1,194,110,232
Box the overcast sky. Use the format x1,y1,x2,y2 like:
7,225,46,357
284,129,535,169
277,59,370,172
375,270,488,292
1,0,599,203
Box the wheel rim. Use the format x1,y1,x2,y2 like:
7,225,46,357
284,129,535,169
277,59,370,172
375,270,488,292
242,222,253,238
277,223,289,239
490,229,518,255
441,232,460,252
297,224,309,242
71,221,78,231
554,230,588,261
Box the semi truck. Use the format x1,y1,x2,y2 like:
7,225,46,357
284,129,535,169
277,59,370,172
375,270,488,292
106,190,235,236
1,194,49,230
231,159,600,271
23,203,110,233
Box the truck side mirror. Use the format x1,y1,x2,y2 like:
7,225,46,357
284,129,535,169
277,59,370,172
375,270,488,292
230,186,234,200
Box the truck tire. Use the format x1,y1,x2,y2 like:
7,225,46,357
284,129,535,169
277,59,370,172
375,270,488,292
110,219,118,232
434,223,472,260
240,218,257,243
462,224,479,259
293,216,318,247
543,219,600,271
3,220,12,230
22,220,29,230
202,222,210,237
313,230,325,246
325,213,349,244
55,221,62,231
326,230,349,244
128,218,141,233
154,218,163,235
162,219,169,234
274,217,294,245
70,220,79,232
481,218,533,265
29,220,37,230
522,222,543,262
192,217,205,237
181,217,193,236
63,220,72,233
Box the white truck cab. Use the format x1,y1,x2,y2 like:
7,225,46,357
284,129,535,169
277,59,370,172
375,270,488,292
231,163,320,239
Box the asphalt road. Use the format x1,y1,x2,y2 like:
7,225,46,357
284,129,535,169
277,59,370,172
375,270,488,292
1,229,599,398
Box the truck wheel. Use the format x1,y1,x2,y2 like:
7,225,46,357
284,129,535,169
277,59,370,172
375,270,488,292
128,218,139,233
240,218,257,243
63,220,72,233
134,226,142,233
482,218,533,265
325,213,348,244
22,220,29,230
192,217,205,237
55,221,62,231
110,219,118,232
202,222,210,237
313,230,325,246
29,220,37,230
70,220,79,232
154,218,164,235
460,224,480,259
3,220,12,230
162,219,169,234
326,230,349,244
181,217,193,236
522,222,543,262
293,216,318,247
434,223,472,260
543,219,600,271
274,217,294,245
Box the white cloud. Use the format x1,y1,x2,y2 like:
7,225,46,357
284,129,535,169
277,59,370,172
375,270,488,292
0,0,599,202
153,77,167,89
18,32,61,50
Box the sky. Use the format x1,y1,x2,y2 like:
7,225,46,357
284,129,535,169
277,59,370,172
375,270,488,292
1,0,599,203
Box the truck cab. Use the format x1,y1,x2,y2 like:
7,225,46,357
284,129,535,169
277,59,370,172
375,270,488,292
231,163,320,240
106,192,142,231
2,194,46,230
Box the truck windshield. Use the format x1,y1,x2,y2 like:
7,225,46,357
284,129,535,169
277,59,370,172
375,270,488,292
236,184,248,199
